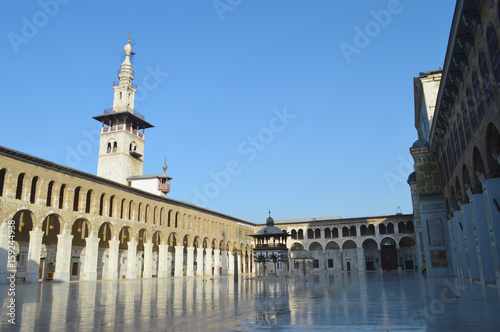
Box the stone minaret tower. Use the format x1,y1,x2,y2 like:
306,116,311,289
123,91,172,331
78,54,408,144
93,36,154,185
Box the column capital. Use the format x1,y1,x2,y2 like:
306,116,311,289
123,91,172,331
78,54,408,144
29,229,44,240
144,242,154,249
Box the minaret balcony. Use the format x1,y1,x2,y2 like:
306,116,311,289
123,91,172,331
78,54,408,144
113,81,137,89
118,68,135,79
158,182,170,193
104,107,145,120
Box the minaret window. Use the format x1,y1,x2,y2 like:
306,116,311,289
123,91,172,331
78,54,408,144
107,143,111,153
120,92,122,100
113,142,117,153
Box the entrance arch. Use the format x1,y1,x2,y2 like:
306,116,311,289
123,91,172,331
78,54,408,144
380,237,398,270
362,238,378,270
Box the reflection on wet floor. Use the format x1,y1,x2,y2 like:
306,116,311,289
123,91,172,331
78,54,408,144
1,271,500,331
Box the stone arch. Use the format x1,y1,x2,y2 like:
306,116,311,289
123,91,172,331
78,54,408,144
342,226,349,237
71,218,91,247
290,242,304,251
472,147,486,186
379,223,387,235
399,236,416,247
183,234,191,248
367,224,375,235
118,226,133,250
219,240,225,250
138,228,149,251
342,240,357,249
159,207,165,226
137,203,143,222
360,225,368,236
98,193,106,216
332,227,339,238
193,236,202,248
309,242,323,250
12,210,35,243
98,222,114,248
41,214,62,243
29,176,39,204
15,172,25,200
362,238,377,248
486,123,500,175
128,200,135,220
168,232,178,247
152,206,158,225
325,241,340,250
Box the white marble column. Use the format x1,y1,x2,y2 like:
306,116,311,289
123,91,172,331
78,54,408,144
126,241,138,279
107,239,119,280
460,203,481,281
221,250,228,275
213,249,220,276
228,252,235,275
204,250,212,276
82,236,100,281
357,247,365,272
25,229,44,283
237,253,242,274
174,245,184,277
186,247,195,277
143,243,153,279
54,234,73,282
157,244,169,278
480,176,500,288
196,248,204,276
0,223,9,284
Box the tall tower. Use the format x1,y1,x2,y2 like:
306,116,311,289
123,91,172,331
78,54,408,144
93,36,154,185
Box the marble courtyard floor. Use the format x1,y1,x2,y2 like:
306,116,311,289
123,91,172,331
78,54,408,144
1,271,500,331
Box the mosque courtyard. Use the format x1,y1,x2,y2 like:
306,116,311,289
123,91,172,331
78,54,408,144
2,271,500,331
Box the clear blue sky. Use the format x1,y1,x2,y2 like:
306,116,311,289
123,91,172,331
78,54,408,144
1,0,456,224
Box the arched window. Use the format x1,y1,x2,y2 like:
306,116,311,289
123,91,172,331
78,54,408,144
298,229,304,240
99,194,105,216
349,226,356,237
129,201,134,220
112,142,117,153
387,223,395,234
120,199,125,218
16,173,25,200
30,176,38,204
314,229,321,239
479,50,494,105
368,224,375,235
487,23,500,85
73,186,80,211
379,224,387,235
119,92,122,99
291,229,297,239
461,103,472,143
332,228,339,238
465,88,478,133
109,195,115,217
324,228,331,238
453,124,462,159
472,69,485,120
342,227,349,237
175,212,178,228
46,181,54,207
59,184,65,209
398,222,406,233
138,203,142,222
457,117,466,153
107,142,111,153
85,190,92,213
307,229,314,239
360,225,368,236
0,169,5,197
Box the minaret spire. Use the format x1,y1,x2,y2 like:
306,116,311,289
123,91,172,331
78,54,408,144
112,34,136,112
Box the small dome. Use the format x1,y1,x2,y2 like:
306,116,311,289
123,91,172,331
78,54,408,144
412,138,429,149
266,216,274,226
408,172,416,182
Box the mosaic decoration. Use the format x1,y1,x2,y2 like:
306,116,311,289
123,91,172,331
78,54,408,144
431,250,448,267
415,160,443,198
427,219,445,246
381,238,396,246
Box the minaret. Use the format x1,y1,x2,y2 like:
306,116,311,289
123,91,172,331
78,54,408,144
93,35,154,185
